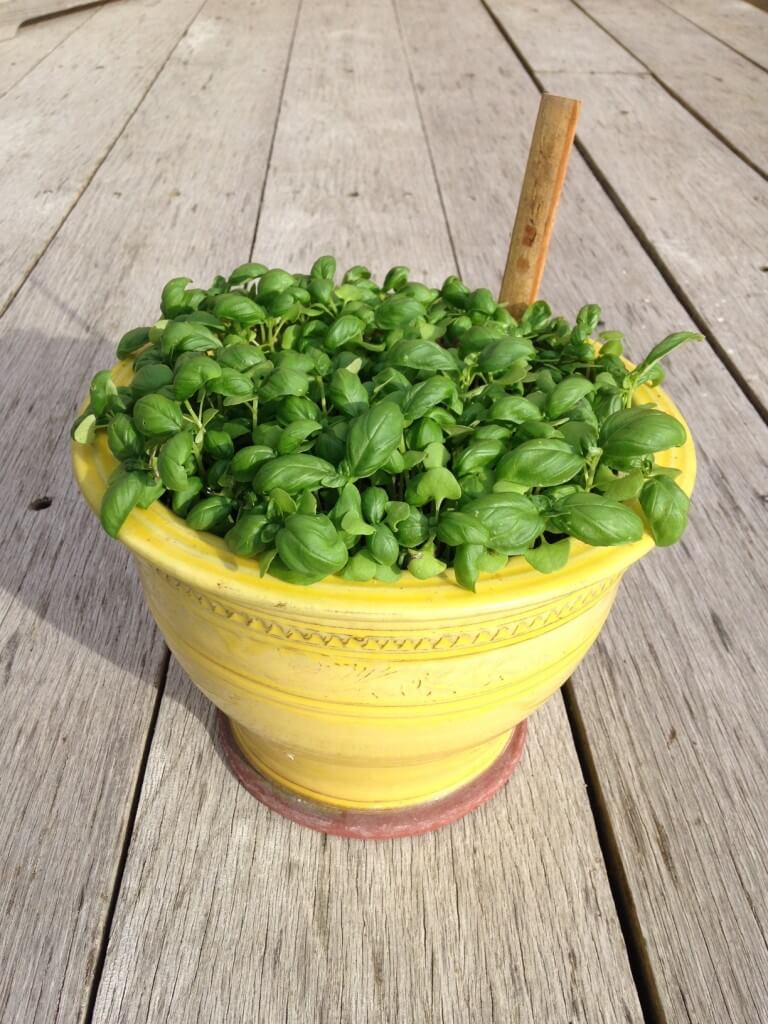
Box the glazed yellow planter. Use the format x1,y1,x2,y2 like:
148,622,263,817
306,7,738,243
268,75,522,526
72,362,695,836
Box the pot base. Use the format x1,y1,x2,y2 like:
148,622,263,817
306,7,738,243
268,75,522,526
217,713,528,840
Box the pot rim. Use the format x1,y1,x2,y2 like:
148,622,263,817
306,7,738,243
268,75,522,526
71,360,696,618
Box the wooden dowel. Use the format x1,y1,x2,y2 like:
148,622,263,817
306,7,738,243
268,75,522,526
499,94,581,318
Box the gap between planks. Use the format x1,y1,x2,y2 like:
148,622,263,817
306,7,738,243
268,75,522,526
478,0,768,428
568,0,768,182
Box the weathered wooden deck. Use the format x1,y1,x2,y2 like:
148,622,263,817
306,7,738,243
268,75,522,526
1,0,767,1021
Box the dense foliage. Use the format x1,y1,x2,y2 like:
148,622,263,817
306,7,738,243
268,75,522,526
72,257,699,590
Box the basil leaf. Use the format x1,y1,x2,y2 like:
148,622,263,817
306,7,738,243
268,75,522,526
405,467,461,510
212,293,266,325
100,471,143,537
524,537,570,573
161,277,192,318
551,493,644,546
345,402,404,478
329,367,369,416
453,543,484,592
640,476,689,546
228,262,267,285
174,356,222,400
600,407,687,460
225,512,268,556
386,337,457,373
253,454,335,494
367,523,400,565
276,514,348,577
547,376,594,418
132,394,183,438
462,493,543,554
158,431,193,491
117,326,150,359
436,511,490,547
496,439,585,487
186,495,233,532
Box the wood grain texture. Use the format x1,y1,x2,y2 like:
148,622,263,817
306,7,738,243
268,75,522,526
398,0,768,1018
0,0,299,1020
499,93,580,317
0,0,111,40
0,3,92,96
577,0,768,170
0,0,204,316
93,674,643,1024
486,0,768,412
660,0,768,72
92,1,643,1020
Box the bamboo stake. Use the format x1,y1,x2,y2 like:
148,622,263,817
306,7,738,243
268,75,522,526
499,94,581,318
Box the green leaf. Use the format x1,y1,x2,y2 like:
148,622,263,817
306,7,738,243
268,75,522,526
383,266,409,291
640,476,689,546
117,326,150,359
490,396,542,424
225,512,267,556
186,495,233,532
339,550,379,582
551,493,644,546
158,431,193,491
253,454,336,494
401,376,456,422
329,367,369,416
276,514,348,577
394,506,430,547
161,277,192,318
212,292,266,325
173,356,222,400
374,295,425,329
171,477,203,517
436,511,490,547
405,467,461,510
600,469,645,501
524,537,571,573
408,549,447,580
132,394,183,438
361,486,388,524
228,262,267,285
131,363,173,398
462,493,543,555
635,332,703,375
496,439,585,487
477,338,534,374
453,543,484,592
207,367,254,398
100,471,143,538
600,407,687,460
106,413,142,460
345,401,404,478
310,255,336,281
73,413,97,445
325,315,364,351
89,370,118,417
230,446,275,482
386,337,457,373
366,523,400,565
547,376,594,418
257,268,296,297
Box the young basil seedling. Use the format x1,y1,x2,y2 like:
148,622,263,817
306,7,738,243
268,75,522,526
73,258,699,589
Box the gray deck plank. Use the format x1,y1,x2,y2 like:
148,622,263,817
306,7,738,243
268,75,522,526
0,4,93,97
413,0,768,1018
90,1,643,1020
577,0,768,171
0,0,299,1020
0,0,204,317
486,0,768,414
661,0,768,72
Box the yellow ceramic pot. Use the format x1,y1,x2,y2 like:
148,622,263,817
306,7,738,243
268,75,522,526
72,363,695,832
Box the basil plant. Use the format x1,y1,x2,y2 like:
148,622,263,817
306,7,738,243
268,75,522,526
72,257,699,590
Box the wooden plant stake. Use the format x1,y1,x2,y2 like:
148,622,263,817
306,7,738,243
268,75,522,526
499,94,581,318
